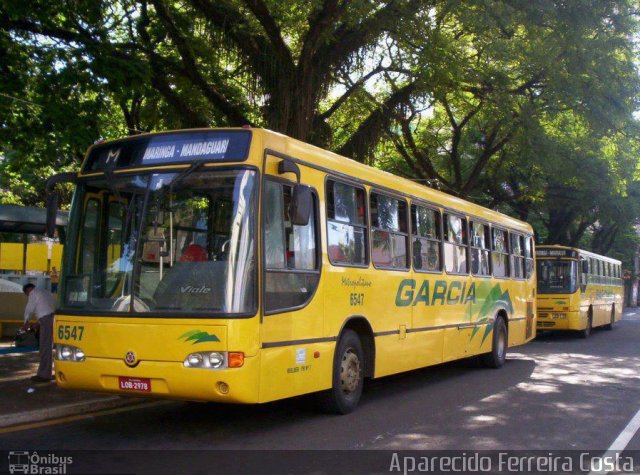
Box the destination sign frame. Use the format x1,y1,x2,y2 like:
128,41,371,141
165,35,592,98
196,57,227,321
535,248,579,258
82,130,252,172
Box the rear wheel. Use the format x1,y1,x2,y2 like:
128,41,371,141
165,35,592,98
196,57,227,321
317,330,364,414
579,310,593,338
480,316,507,368
604,305,615,331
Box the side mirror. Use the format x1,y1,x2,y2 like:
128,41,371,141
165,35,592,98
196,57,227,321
290,184,312,226
46,193,60,238
582,260,589,274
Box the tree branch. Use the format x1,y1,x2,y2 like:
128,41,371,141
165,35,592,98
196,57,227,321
320,64,386,120
241,0,293,67
138,1,208,127
337,82,416,162
399,118,450,186
150,0,252,125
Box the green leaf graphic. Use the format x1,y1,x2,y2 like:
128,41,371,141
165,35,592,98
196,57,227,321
179,330,201,340
468,284,512,345
179,330,220,344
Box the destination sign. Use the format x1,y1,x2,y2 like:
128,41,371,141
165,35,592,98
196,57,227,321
536,248,578,258
83,130,252,172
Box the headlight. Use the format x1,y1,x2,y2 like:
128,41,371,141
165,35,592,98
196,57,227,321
55,344,85,362
187,353,203,367
209,352,224,369
184,351,232,369
73,348,85,361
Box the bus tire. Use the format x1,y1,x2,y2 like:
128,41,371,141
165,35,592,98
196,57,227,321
317,330,364,414
480,316,507,369
579,310,593,338
604,305,615,331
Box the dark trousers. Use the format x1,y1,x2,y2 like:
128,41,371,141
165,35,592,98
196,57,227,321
37,313,54,379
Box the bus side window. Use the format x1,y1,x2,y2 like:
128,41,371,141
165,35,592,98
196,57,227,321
510,233,525,279
411,204,442,272
326,180,368,266
524,236,534,279
491,228,509,278
443,214,468,274
470,221,490,276
264,180,320,313
370,192,409,270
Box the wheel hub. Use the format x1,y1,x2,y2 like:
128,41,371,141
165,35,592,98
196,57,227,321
340,349,360,394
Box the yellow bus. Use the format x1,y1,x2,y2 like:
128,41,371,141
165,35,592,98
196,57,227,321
47,128,536,413
536,245,623,337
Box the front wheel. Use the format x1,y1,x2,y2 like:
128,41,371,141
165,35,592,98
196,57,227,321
480,316,507,368
579,311,593,338
317,330,364,414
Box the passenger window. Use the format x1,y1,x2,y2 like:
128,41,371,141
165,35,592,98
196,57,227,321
370,192,408,269
443,214,468,274
510,233,525,279
411,205,441,272
264,180,320,313
492,228,509,278
326,180,368,266
470,222,490,276
580,257,588,289
524,236,534,279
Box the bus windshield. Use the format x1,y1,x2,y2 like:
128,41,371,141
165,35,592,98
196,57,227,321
61,169,257,315
536,259,577,294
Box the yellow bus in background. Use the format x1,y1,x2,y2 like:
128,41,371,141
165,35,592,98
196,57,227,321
48,128,536,413
536,245,623,337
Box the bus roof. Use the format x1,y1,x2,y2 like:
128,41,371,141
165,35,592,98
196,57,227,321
259,128,533,235
536,245,621,265
81,127,533,235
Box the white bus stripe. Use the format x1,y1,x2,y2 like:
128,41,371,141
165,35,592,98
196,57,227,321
588,407,640,475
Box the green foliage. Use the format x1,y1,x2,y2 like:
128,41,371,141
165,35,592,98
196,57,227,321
0,0,639,264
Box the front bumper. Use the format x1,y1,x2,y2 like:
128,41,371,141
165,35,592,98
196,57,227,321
55,354,260,404
536,311,584,331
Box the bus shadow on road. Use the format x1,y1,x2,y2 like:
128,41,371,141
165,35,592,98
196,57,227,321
140,355,539,449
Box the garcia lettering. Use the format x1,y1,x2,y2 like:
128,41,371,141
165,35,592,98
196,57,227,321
396,279,476,307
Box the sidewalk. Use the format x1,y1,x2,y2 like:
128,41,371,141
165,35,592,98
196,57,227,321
0,338,146,429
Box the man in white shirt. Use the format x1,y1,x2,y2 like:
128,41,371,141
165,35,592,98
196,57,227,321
23,284,56,382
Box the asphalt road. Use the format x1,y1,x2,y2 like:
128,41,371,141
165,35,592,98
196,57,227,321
1,310,639,472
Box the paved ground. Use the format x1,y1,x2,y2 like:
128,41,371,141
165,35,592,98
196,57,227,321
0,311,638,473
0,339,147,429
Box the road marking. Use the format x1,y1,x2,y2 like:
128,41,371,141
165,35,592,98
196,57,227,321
588,407,640,475
0,400,171,434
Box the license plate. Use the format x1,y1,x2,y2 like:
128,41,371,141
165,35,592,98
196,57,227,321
118,376,151,392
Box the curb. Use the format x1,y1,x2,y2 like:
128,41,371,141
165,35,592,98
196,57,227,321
0,397,147,429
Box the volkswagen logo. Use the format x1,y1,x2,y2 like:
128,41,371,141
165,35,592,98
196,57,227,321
124,351,138,367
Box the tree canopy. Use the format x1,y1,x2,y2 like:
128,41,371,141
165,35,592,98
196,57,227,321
1,0,639,265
